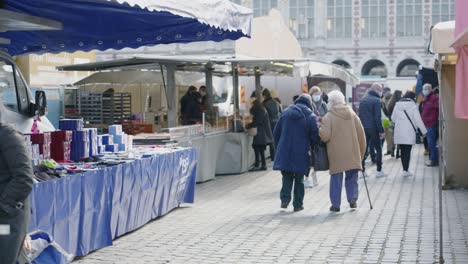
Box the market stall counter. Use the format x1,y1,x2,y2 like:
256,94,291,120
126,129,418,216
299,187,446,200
215,132,255,175
27,146,197,257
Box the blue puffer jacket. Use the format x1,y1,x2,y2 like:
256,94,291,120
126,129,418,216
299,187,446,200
358,90,384,134
273,95,319,175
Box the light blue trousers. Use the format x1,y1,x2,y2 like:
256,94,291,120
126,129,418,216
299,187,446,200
329,169,359,209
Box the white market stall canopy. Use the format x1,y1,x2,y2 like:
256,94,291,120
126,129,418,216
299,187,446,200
431,21,456,54
58,56,358,85
73,70,203,86
0,0,252,56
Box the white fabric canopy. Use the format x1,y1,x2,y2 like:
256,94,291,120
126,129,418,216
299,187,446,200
113,0,252,34
74,71,203,86
431,21,456,54
294,60,359,86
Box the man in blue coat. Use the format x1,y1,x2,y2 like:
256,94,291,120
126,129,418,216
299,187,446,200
273,94,318,212
359,83,386,178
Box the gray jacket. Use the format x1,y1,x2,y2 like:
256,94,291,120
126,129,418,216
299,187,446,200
263,98,282,124
312,100,328,117
0,124,33,264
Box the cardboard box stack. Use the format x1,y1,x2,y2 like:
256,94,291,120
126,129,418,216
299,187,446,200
50,131,73,161
59,119,89,161
29,133,52,160
23,134,40,166
99,125,133,153
84,128,99,157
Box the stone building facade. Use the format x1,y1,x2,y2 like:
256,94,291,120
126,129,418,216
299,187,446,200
98,0,455,80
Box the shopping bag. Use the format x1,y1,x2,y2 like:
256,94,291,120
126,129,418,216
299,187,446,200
312,141,329,171
247,127,257,136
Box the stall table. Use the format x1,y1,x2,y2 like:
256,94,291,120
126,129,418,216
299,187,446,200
28,147,197,257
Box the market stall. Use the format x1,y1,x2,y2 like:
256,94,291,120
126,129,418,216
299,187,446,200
0,0,252,262
431,21,468,189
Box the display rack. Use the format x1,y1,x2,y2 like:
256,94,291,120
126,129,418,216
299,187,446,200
79,92,132,132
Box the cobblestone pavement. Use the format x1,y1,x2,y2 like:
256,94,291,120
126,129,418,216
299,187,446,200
76,145,468,264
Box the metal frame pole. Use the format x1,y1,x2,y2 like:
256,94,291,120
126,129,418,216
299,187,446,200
165,63,177,128
254,67,262,101
232,63,239,132
437,56,445,264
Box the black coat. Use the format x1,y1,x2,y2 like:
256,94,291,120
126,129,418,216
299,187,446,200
184,96,203,125
0,124,33,264
263,97,282,127
247,101,273,146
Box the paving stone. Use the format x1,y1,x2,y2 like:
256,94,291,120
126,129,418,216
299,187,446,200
74,146,468,263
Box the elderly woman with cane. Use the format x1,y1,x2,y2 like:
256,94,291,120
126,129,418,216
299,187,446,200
319,90,368,212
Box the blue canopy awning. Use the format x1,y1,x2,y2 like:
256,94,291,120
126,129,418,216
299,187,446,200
0,0,252,56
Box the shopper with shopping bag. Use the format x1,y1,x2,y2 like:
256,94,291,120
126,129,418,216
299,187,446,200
305,86,328,188
391,91,427,177
319,90,367,212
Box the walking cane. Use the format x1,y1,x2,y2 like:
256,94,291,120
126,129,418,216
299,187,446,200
362,171,373,210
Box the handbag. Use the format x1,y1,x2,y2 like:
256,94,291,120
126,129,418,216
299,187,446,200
312,141,329,171
247,127,257,136
403,110,423,144
302,110,329,171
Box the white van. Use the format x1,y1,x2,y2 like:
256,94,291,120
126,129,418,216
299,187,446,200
0,50,54,133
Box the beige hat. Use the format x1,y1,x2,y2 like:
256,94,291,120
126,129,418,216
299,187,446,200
309,86,322,95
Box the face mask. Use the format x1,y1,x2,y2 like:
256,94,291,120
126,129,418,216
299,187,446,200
422,90,430,96
312,95,321,102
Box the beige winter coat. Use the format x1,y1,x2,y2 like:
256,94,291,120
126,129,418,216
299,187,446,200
319,104,367,174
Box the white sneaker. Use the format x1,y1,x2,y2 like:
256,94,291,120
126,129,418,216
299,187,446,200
361,171,369,179
376,171,386,178
304,177,313,188
310,171,319,186
402,171,413,177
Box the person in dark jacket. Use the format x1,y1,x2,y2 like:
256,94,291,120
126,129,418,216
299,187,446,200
359,83,386,178
199,85,208,112
386,90,403,158
421,83,439,166
247,97,273,171
305,86,328,188
262,88,282,161
0,122,34,264
183,92,203,125
180,86,198,125
273,94,319,212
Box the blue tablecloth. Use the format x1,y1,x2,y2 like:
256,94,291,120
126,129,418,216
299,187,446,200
28,147,197,257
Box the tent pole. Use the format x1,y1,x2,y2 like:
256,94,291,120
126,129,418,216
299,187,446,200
205,63,215,120
437,56,445,264
232,63,239,132
165,63,177,128
255,67,262,101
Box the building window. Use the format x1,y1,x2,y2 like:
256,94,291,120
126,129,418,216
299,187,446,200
332,59,352,69
290,0,314,39
327,0,353,39
396,59,420,77
361,59,388,78
361,0,387,38
431,0,455,25
396,0,423,37
253,0,278,17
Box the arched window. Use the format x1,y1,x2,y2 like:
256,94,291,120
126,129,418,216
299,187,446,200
361,59,387,78
332,60,351,69
396,59,420,77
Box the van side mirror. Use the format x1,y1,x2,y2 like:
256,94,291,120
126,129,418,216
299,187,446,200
34,90,47,116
